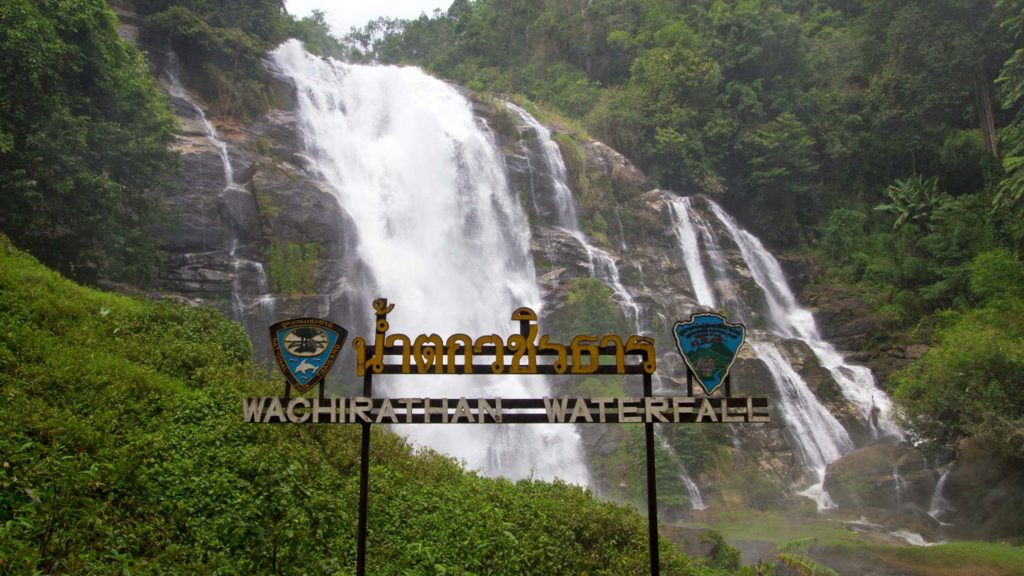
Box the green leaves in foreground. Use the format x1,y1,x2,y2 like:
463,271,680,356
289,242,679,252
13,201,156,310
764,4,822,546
0,239,730,574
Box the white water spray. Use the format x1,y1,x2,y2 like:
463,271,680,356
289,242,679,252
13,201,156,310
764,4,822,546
669,197,716,308
272,40,588,483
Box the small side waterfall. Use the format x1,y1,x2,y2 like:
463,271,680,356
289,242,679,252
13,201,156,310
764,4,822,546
509,100,703,505
669,198,716,308
658,434,708,510
273,40,588,484
929,465,954,523
705,201,901,440
165,54,275,331
504,103,580,228
504,102,643,331
893,465,909,508
669,194,874,509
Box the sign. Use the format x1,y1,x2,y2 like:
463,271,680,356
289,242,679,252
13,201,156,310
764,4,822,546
246,299,769,576
672,313,745,395
242,395,769,424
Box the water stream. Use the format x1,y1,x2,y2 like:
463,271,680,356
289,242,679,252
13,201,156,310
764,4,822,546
165,53,275,332
507,99,701,503
929,464,954,523
705,201,901,440
669,195,870,509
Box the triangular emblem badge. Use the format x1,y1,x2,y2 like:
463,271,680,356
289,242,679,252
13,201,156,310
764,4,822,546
269,318,348,394
672,313,745,395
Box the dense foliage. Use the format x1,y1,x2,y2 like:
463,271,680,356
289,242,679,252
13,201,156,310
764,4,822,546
893,249,1024,460
352,0,1024,462
353,0,1022,243
0,0,176,283
0,236,744,574
137,0,344,118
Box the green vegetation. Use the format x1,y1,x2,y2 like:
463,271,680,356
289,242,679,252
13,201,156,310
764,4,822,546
0,0,177,284
353,0,1017,245
549,277,631,340
266,240,321,296
0,237,745,574
137,0,344,119
696,509,1024,575
892,249,1024,460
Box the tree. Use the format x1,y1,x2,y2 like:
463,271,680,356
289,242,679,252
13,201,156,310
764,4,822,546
875,175,944,231
0,0,176,282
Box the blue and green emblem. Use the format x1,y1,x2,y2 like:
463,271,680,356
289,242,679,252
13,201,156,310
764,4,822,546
269,318,347,394
673,313,745,395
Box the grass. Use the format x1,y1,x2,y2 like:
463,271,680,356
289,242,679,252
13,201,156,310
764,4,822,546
866,541,1024,576
686,508,1024,576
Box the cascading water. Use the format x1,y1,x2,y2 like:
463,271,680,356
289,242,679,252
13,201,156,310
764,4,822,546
657,434,708,510
893,465,909,508
272,40,588,483
504,103,579,228
669,194,867,509
929,465,954,523
165,54,275,332
508,99,702,503
669,198,716,308
705,201,901,440
505,103,642,331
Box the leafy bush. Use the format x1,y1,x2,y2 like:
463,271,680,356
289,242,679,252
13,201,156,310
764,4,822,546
0,238,726,574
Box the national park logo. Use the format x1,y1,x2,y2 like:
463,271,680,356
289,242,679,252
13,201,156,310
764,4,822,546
269,318,347,394
672,313,745,395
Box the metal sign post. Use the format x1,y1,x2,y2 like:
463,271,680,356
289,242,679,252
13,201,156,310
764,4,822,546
248,301,769,576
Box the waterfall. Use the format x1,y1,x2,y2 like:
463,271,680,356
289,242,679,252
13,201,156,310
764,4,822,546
669,197,716,308
504,102,643,332
504,103,579,228
165,53,275,330
893,465,909,508
657,433,708,510
929,465,954,523
271,40,588,484
705,201,901,440
754,341,853,509
505,96,703,505
670,194,864,508
165,54,234,187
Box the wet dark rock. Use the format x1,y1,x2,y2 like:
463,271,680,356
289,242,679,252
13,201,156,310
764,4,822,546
824,444,935,510
942,438,1024,539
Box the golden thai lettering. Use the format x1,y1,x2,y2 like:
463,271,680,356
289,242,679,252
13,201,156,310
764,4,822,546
352,302,656,375
599,334,625,373
413,334,444,374
473,334,505,374
570,335,599,374
538,334,568,373
507,307,539,374
445,333,474,374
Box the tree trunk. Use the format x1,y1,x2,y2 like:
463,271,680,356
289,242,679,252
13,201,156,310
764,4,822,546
976,64,999,157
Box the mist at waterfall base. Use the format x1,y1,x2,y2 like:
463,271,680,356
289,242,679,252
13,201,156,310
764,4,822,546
271,40,589,484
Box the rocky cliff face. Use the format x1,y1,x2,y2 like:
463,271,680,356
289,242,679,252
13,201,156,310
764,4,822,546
134,39,373,363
